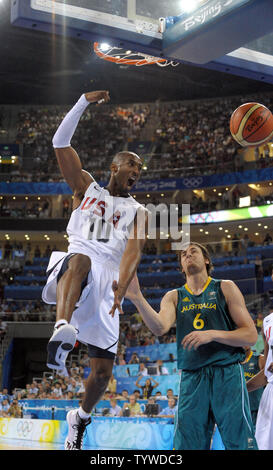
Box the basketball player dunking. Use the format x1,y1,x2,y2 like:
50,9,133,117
42,90,147,449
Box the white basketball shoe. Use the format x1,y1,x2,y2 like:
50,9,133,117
47,322,77,372
65,409,91,450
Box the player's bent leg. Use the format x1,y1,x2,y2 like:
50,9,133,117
56,253,91,323
47,253,91,372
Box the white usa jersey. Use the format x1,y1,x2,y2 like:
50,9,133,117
263,312,273,383
67,180,145,267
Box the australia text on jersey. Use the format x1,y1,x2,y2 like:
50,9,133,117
181,303,217,313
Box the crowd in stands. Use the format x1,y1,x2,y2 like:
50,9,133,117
12,103,150,183
0,238,270,419
0,92,272,184
0,337,180,419
0,234,273,328
150,93,273,178
1,183,273,221
0,308,264,420
0,197,52,219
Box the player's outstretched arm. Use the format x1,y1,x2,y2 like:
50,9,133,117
52,90,110,194
124,273,177,337
109,208,148,317
247,331,268,392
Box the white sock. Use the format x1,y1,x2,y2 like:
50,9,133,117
54,319,68,330
78,406,91,420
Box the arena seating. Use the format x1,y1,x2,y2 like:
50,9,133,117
3,244,272,310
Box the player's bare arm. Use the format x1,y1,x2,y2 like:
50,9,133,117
125,272,177,336
53,90,110,201
247,330,268,392
109,209,148,317
182,280,257,351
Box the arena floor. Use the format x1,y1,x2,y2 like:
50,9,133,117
0,437,64,450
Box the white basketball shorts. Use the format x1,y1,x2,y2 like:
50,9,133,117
255,382,273,450
42,251,121,354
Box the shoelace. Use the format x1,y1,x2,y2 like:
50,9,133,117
72,417,91,450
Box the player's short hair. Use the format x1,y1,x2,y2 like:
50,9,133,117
112,151,138,164
177,242,213,275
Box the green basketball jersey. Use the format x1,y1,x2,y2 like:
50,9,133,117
176,277,245,370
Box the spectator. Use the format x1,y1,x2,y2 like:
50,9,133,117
155,359,169,375
0,319,7,340
133,389,141,400
7,399,22,418
29,381,39,395
51,381,63,399
135,377,159,399
155,391,163,400
263,233,273,245
79,352,90,367
115,353,126,366
122,394,142,417
108,398,122,417
0,399,10,417
138,362,148,376
144,397,160,417
129,353,140,364
166,389,175,400
118,389,129,401
107,374,117,394
255,312,264,333
158,398,178,418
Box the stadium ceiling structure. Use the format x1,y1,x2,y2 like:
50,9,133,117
0,1,273,105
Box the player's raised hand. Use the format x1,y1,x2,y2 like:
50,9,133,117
84,90,110,104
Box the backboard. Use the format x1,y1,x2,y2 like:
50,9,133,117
11,0,273,83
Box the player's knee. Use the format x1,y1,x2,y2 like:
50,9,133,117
92,367,112,389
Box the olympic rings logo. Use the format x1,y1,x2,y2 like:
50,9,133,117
16,420,33,438
182,177,203,188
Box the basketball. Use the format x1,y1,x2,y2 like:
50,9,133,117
230,102,273,147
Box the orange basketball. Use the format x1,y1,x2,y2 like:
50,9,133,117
230,102,273,147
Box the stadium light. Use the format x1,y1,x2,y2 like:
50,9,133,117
100,43,111,51
181,0,199,13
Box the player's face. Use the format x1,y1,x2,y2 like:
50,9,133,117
114,155,142,192
180,245,208,275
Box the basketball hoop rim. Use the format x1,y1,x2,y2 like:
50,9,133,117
93,42,171,66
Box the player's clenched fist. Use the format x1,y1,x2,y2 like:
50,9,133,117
84,90,110,104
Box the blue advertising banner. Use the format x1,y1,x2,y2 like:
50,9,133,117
19,399,78,420
1,167,273,194
125,343,177,362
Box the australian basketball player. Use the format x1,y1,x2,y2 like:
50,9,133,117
125,242,258,449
